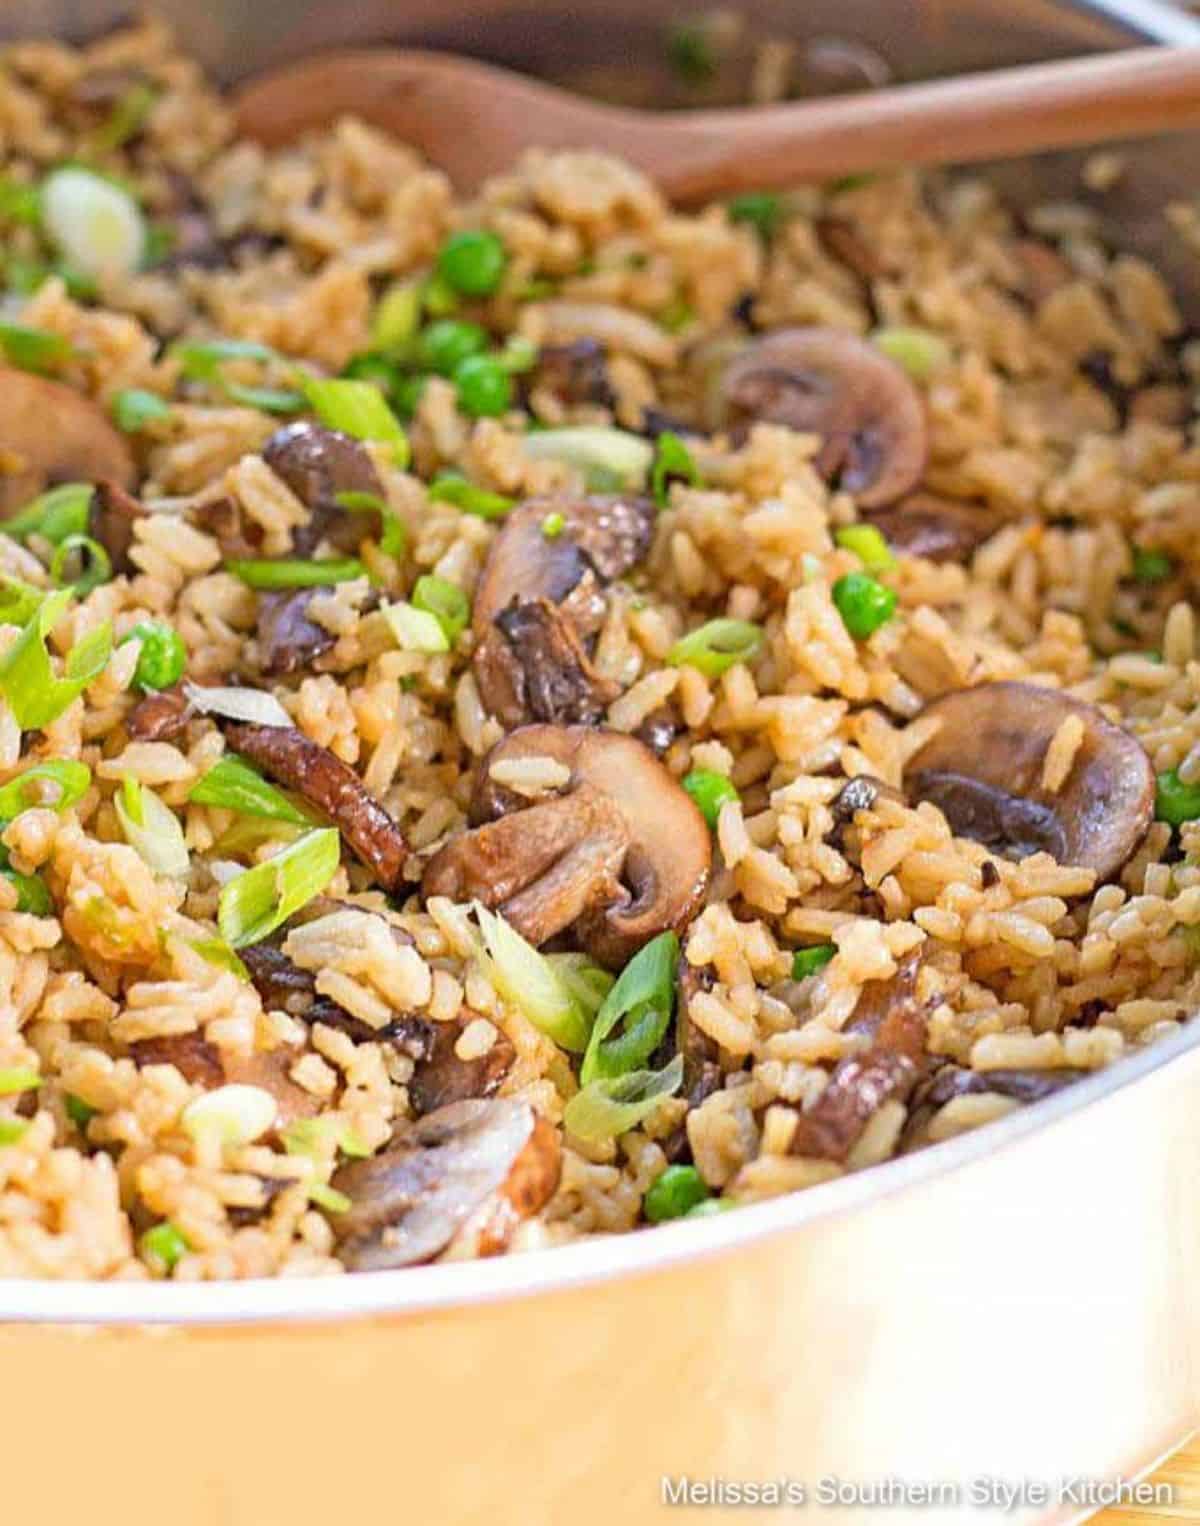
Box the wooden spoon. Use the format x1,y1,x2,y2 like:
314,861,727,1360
235,44,1200,202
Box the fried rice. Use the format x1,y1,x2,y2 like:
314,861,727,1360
1,19,1199,1281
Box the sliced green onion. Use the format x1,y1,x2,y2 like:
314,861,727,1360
187,936,251,982
0,760,90,823
224,382,306,415
644,1163,710,1221
540,511,566,539
173,337,277,379
65,1093,98,1129
0,320,73,373
835,523,896,572
545,953,615,1026
667,618,763,677
0,577,46,627
41,166,146,280
521,426,653,491
872,326,951,381
112,387,171,432
411,575,469,644
282,1115,370,1160
49,533,112,595
0,178,42,226
308,1181,352,1214
182,1083,277,1145
666,21,717,83
4,482,93,545
227,557,365,590
212,816,308,857
0,1119,29,1147
792,943,836,979
580,930,678,1084
497,334,537,374
1,858,52,915
115,774,189,879
182,681,291,728
300,377,410,468
371,279,423,351
426,473,513,520
333,489,406,558
651,430,701,506
681,769,738,830
89,80,159,153
217,827,340,948
0,589,112,730
189,754,315,826
0,1067,41,1096
139,1220,189,1273
474,902,589,1052
564,1053,684,1142
382,600,450,655
727,192,782,241
421,270,460,318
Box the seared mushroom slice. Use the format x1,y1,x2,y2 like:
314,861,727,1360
224,723,409,892
89,479,148,572
423,725,711,969
130,1033,320,1127
790,956,929,1162
715,327,927,508
902,682,1155,881
867,493,1001,565
472,493,655,727
261,420,384,555
255,588,336,678
914,1064,1086,1109
331,1098,561,1271
0,368,135,516
408,1011,516,1117
127,682,193,743
531,339,615,409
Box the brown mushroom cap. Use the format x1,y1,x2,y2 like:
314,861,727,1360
715,327,927,508
903,682,1155,880
471,494,655,726
331,1098,560,1271
422,724,711,969
261,419,384,554
0,368,135,516
867,492,1001,565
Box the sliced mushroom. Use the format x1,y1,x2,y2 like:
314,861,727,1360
914,1063,1087,1110
790,955,929,1162
239,940,434,1055
816,216,887,283
331,1098,561,1271
867,493,1001,564
255,589,337,678
0,368,135,516
191,495,260,559
261,420,384,555
224,723,409,892
715,327,927,508
423,724,711,968
661,960,724,1164
902,682,1155,880
531,339,615,409
1010,238,1072,307
472,494,655,727
89,479,148,573
408,1012,516,1117
129,1033,320,1127
127,682,193,743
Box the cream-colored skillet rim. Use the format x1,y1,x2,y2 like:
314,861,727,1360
4,0,1200,1329
2,1017,1196,1324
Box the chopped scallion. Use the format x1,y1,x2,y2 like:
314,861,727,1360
381,600,449,655
49,533,112,595
227,557,365,590
217,827,340,948
182,1083,277,1145
521,425,653,491
411,575,469,644
0,1118,29,1146
187,936,251,982
651,430,701,506
41,166,146,280
0,1067,41,1096
834,523,896,572
426,473,513,520
0,320,72,373
564,1053,684,1142
667,617,763,677
300,377,410,468
139,1220,189,1273
0,759,90,823
189,754,316,826
4,482,93,545
0,588,112,730
114,774,189,879
580,930,678,1084
474,902,589,1052
112,387,171,432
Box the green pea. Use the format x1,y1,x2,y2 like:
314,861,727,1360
120,621,186,692
1131,546,1174,584
139,1221,190,1273
437,229,508,297
418,319,489,376
341,351,406,395
792,943,836,979
65,1093,98,1129
453,354,513,418
681,769,739,830
644,1164,710,1222
1155,768,1200,827
832,571,897,640
394,374,428,419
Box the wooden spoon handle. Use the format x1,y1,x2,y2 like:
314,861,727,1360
652,46,1200,200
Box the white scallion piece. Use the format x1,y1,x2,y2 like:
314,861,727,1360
41,167,146,281
182,1083,277,1146
183,682,292,728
